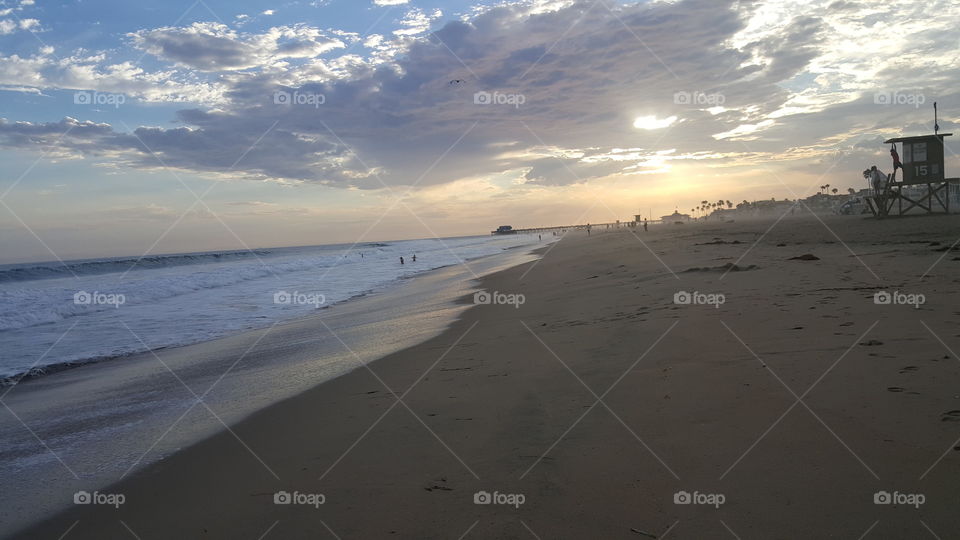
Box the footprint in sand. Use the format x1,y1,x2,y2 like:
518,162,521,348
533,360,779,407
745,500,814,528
899,366,919,374
697,239,742,245
887,387,905,392
940,410,960,422
424,478,453,492
683,263,757,272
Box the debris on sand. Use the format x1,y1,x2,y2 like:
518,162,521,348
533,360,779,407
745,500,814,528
860,339,883,346
788,253,820,261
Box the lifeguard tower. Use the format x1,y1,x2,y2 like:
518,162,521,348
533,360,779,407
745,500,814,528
867,104,958,217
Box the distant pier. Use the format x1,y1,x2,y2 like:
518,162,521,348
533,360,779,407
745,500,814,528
494,220,663,235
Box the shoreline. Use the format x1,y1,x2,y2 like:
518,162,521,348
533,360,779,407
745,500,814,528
0,281,413,387
0,233,548,386
0,240,544,387
15,215,960,538
0,241,550,537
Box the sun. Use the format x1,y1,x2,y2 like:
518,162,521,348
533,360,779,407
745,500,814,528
633,115,678,130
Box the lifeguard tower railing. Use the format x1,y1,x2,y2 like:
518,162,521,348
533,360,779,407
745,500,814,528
867,133,957,217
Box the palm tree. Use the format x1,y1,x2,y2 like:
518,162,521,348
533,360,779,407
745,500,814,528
831,188,838,195
726,200,733,209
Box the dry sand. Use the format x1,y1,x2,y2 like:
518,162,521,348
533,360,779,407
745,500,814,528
17,213,960,539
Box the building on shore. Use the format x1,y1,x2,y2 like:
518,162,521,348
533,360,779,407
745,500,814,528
660,210,692,223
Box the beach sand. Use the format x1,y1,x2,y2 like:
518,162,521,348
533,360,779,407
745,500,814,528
17,213,960,539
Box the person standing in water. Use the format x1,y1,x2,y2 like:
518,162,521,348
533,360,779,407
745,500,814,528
412,254,416,262
400,256,404,265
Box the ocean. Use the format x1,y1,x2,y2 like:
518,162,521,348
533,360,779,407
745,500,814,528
0,234,543,383
0,232,553,535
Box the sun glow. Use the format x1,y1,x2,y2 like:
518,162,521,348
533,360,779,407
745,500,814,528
633,115,678,130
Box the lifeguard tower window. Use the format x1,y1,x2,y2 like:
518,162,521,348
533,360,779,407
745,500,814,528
885,134,951,184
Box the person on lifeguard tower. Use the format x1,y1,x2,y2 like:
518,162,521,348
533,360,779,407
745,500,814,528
890,143,903,176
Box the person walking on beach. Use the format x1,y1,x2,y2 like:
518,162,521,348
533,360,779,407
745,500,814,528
400,256,404,265
643,218,648,232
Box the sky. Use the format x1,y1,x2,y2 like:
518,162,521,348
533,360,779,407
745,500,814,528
1,0,958,262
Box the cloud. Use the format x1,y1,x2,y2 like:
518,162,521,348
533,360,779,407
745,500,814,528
130,23,346,71
0,0,39,33
2,0,959,194
393,8,443,36
373,0,409,5
0,17,38,34
0,50,226,103
713,120,776,140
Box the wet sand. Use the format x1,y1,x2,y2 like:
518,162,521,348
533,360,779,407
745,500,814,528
16,214,960,539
